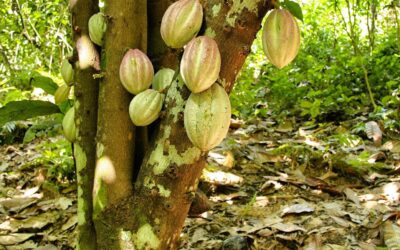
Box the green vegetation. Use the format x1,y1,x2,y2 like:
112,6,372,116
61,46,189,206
231,0,399,132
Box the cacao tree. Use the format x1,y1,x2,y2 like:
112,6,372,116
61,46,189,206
67,0,298,249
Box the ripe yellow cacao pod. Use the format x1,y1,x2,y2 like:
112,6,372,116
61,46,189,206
120,49,154,95
184,83,231,151
129,89,164,126
54,84,71,105
61,59,74,86
88,13,107,46
152,68,175,92
262,9,300,69
62,107,76,143
160,0,203,48
180,36,221,93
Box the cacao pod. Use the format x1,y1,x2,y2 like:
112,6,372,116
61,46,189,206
76,36,101,70
160,0,203,48
61,59,74,86
88,12,107,46
54,84,71,105
180,36,221,93
120,49,154,95
262,9,300,69
62,107,76,143
184,83,231,151
152,68,175,92
129,89,164,126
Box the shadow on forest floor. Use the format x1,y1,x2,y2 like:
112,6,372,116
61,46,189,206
0,116,399,249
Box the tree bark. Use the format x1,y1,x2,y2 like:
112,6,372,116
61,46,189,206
93,0,147,247
70,0,99,249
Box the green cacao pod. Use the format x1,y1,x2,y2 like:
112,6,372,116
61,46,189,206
152,68,175,92
181,36,221,93
160,0,203,48
88,13,107,46
54,84,71,105
129,89,164,126
62,107,76,143
120,49,154,95
262,9,300,69
61,59,74,86
184,83,231,151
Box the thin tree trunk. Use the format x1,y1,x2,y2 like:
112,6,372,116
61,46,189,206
70,0,99,249
93,0,147,248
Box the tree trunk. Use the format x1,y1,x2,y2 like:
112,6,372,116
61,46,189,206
70,0,99,249
92,0,148,244
74,0,273,249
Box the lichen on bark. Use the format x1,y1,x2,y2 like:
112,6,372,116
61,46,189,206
135,223,160,249
226,0,264,27
150,125,201,175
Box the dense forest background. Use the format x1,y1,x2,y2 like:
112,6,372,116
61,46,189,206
1,0,400,249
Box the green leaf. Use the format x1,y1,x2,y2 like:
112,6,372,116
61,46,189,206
0,100,61,127
282,0,303,21
31,72,59,95
23,127,37,143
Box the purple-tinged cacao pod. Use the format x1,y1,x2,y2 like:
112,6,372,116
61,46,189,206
119,49,154,95
61,59,74,86
160,0,203,48
180,36,221,93
88,12,107,46
62,107,76,143
152,68,175,92
54,84,71,105
262,9,300,69
184,83,231,151
129,89,164,126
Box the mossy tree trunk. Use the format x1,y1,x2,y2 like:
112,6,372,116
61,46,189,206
70,0,99,249
72,0,272,249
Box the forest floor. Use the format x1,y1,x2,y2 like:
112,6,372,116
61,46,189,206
0,116,399,249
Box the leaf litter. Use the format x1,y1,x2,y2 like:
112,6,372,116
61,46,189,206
0,116,399,249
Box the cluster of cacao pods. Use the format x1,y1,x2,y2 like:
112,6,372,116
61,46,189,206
160,0,231,151
261,9,301,69
56,59,74,105
119,49,173,127
59,12,107,142
58,58,74,141
60,0,301,150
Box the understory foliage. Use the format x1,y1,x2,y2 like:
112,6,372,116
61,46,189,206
231,0,400,129
0,0,70,93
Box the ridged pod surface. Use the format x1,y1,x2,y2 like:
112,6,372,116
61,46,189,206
119,49,154,95
262,9,300,69
61,59,74,86
129,89,164,126
160,0,203,48
88,12,107,46
62,108,76,143
184,84,231,151
152,68,175,92
180,36,221,93
54,84,71,104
